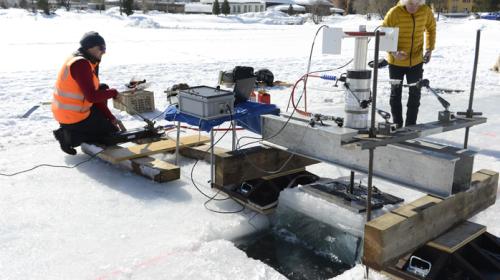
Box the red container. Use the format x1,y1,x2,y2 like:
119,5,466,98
258,91,271,104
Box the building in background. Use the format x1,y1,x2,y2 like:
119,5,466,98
433,0,474,13
200,0,265,14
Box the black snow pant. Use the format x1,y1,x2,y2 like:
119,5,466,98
389,63,424,127
59,105,118,147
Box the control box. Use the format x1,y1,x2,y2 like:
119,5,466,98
178,86,235,120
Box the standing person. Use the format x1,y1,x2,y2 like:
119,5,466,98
52,31,124,155
383,0,436,127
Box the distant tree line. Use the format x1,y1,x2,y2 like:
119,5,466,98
472,0,500,12
2,0,499,17
350,0,500,17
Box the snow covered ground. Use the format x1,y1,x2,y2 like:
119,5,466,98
0,8,499,279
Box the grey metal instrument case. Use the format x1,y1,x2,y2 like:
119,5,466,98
178,86,235,120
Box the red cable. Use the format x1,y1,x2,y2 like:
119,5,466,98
290,74,311,117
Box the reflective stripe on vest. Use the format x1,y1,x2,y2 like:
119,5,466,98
54,88,85,101
53,99,91,113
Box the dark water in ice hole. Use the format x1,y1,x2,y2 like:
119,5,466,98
235,229,352,280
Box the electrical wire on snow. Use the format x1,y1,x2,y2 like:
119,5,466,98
0,150,105,177
187,105,247,214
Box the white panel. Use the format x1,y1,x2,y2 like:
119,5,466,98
379,27,399,52
322,27,343,55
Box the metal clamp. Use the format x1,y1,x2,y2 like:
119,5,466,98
406,255,432,278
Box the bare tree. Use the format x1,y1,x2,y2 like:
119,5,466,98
352,0,368,14
368,0,394,18
310,0,330,24
142,0,149,13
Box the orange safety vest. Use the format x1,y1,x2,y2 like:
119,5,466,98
51,56,100,124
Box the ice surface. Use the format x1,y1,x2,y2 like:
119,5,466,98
0,8,499,280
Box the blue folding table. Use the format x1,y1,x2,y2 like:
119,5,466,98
164,101,280,184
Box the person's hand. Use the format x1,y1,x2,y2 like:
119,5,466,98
113,91,122,101
423,50,432,64
98,83,109,90
112,119,126,132
391,51,408,61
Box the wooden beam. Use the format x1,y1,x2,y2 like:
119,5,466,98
214,146,319,187
81,143,180,182
179,143,230,162
98,135,210,164
363,169,498,270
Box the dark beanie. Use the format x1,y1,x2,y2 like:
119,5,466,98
79,31,105,50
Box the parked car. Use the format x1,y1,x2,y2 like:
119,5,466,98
480,12,500,20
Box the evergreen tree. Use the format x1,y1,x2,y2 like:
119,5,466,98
123,0,134,16
212,0,220,15
221,0,230,15
57,0,71,11
287,4,294,15
19,0,28,9
37,0,50,15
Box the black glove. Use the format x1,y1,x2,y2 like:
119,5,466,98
99,83,110,90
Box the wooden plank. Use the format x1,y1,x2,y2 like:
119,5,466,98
391,195,442,218
363,169,498,270
427,221,486,253
214,146,319,187
179,143,230,161
99,135,210,164
81,143,180,182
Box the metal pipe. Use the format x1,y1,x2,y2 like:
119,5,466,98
349,171,355,194
370,30,380,137
464,29,481,149
367,148,374,221
366,30,380,223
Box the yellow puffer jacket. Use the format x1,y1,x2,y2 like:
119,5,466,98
383,4,436,67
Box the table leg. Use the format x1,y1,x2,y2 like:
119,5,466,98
210,128,215,187
175,121,180,166
232,120,237,151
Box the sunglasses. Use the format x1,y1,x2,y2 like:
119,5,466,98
99,45,106,52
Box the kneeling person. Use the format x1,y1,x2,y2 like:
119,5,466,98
52,31,123,155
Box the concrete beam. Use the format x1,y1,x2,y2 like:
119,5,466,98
262,115,475,197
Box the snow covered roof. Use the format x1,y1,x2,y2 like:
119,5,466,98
201,0,265,4
184,3,212,13
265,0,294,4
262,0,333,5
268,4,306,12
293,0,333,6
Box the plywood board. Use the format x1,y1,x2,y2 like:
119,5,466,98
427,221,486,253
99,135,210,164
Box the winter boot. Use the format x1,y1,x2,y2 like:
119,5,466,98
53,128,77,155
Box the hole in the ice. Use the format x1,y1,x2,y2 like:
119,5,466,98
234,205,362,280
